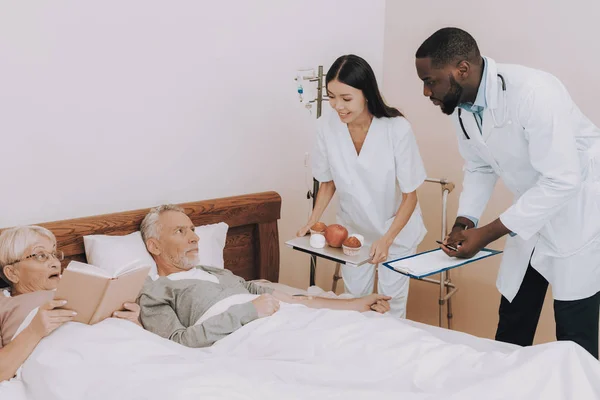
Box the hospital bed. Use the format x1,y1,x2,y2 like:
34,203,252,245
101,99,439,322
1,191,599,400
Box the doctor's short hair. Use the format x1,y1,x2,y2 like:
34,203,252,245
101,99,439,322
416,27,481,68
326,54,403,119
140,204,186,244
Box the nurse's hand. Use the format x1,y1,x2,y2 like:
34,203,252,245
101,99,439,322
370,236,393,264
296,223,312,237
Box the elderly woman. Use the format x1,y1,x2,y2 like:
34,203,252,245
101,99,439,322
0,225,141,382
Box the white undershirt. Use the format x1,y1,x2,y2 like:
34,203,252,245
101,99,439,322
150,268,220,284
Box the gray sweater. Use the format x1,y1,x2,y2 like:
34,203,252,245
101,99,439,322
137,266,273,348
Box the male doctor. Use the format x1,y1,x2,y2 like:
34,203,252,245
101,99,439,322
415,27,600,357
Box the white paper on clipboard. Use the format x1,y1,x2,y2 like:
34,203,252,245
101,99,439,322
383,248,502,279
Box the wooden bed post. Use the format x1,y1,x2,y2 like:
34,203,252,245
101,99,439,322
257,221,280,283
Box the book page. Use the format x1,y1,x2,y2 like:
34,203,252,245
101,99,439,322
90,266,150,325
386,249,499,277
64,261,110,278
54,269,109,324
112,259,149,278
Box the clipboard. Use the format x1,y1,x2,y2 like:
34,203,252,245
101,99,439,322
382,248,502,279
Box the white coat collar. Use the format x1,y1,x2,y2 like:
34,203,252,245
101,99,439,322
483,56,500,111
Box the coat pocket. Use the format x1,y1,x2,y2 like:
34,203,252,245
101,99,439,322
541,158,600,257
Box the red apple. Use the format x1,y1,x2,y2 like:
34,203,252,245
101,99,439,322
324,224,348,248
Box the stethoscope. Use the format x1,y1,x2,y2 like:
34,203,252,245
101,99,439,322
458,73,508,139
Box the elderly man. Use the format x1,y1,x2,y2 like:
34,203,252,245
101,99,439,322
137,205,391,348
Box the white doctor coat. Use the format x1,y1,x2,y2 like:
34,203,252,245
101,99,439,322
312,112,427,256
454,57,600,302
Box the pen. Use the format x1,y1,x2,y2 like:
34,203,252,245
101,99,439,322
436,240,459,252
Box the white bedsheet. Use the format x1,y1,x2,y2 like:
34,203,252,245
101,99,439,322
7,303,600,400
0,379,27,400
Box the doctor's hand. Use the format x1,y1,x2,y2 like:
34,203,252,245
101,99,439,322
113,302,142,326
442,228,478,258
443,228,490,259
370,236,393,265
442,218,511,259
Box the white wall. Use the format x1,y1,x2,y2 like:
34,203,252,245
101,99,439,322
383,0,600,342
0,0,386,290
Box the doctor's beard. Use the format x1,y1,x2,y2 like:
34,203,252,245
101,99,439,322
438,74,464,115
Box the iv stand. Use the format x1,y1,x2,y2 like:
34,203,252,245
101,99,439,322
297,65,327,287
422,178,457,329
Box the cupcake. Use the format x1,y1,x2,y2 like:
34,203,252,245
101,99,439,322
350,234,364,245
342,236,362,256
310,221,327,235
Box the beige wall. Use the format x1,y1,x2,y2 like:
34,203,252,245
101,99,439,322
0,0,386,293
382,0,600,343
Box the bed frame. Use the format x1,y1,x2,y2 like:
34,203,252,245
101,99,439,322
0,191,281,288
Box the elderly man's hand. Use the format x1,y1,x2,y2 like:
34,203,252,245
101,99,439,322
252,293,280,318
113,302,142,326
353,294,392,313
28,300,77,339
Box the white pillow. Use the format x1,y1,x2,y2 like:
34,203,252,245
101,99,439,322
83,222,229,276
194,222,228,269
83,231,156,276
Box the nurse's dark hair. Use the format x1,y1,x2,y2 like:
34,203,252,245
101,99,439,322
415,27,482,68
326,54,403,118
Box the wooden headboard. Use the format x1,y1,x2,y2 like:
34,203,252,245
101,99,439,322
0,191,281,288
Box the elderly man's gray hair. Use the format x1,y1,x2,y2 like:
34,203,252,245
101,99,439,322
140,204,186,243
0,226,56,284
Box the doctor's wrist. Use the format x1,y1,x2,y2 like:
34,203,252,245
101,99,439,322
481,218,512,244
454,217,475,231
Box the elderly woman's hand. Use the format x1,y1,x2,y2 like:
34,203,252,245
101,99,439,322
28,300,77,339
113,302,142,326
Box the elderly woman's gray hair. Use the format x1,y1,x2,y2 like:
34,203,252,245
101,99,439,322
140,204,185,243
0,226,56,284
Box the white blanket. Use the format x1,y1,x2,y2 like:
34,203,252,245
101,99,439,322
195,293,259,326
10,303,600,400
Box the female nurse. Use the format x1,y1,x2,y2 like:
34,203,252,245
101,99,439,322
297,54,428,318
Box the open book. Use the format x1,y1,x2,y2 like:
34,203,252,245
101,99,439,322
54,260,150,325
